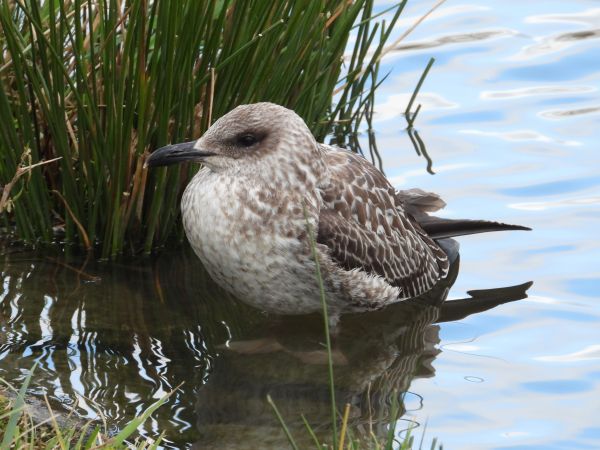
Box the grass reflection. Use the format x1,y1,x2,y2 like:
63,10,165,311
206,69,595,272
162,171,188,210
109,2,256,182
0,243,531,448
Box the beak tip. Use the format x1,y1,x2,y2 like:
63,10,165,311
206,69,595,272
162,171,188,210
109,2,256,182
145,140,204,168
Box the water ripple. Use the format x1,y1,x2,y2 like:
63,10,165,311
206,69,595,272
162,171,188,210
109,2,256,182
481,85,596,100
539,105,600,119
522,379,592,394
514,9,600,60
375,92,457,121
460,129,582,146
509,196,600,211
394,29,517,52
500,176,600,197
535,345,600,362
525,8,600,26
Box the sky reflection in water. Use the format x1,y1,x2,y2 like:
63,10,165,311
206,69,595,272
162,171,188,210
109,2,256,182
374,1,599,449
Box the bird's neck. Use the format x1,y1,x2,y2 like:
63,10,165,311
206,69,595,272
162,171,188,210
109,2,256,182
214,150,328,195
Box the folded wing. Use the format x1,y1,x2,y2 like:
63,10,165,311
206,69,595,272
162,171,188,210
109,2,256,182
317,146,448,299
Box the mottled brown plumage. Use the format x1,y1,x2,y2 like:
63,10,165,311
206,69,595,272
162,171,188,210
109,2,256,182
317,147,448,299
146,102,528,322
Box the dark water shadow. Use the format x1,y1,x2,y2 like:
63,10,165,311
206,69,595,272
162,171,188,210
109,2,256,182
0,244,531,448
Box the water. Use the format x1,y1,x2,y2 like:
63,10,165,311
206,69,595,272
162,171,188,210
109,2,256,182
1,1,599,448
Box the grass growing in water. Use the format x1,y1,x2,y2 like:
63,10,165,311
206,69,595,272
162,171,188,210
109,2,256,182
0,0,407,258
0,364,171,449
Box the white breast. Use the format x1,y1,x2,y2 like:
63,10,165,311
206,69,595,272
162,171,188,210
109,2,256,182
181,168,324,314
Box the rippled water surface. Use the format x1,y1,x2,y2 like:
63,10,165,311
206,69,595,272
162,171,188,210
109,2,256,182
1,1,599,449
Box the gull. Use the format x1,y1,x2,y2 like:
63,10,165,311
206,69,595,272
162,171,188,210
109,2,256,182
146,102,529,324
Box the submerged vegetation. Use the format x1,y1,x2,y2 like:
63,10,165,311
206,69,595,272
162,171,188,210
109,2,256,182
0,376,437,449
0,0,408,258
0,365,169,449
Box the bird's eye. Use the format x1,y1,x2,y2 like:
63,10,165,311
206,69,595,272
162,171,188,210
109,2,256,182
236,133,258,147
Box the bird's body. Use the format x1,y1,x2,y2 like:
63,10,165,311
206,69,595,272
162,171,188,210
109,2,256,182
147,102,528,321
181,161,326,315
180,144,444,317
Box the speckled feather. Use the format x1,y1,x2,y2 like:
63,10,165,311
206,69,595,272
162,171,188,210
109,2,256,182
177,103,450,320
317,145,449,300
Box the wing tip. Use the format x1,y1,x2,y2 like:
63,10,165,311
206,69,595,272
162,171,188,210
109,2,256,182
421,218,532,239
499,223,532,232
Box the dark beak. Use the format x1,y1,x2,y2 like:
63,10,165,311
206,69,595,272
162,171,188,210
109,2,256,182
145,141,217,168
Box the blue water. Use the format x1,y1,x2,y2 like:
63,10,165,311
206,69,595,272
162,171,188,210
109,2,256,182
1,1,599,449
375,1,600,448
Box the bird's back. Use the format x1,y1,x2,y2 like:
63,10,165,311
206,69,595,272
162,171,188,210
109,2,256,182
316,145,449,301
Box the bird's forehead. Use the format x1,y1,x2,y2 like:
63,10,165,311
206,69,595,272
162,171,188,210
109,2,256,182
210,103,301,135
207,115,264,137
220,112,266,132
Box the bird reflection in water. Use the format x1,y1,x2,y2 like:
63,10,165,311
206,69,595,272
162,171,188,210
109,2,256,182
0,244,531,449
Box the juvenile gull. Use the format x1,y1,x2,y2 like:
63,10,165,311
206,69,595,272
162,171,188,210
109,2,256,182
146,103,528,322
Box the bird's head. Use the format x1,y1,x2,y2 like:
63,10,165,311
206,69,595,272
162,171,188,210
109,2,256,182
145,102,322,174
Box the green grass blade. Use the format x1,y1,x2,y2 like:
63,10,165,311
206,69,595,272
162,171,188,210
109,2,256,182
1,362,37,449
107,390,172,447
405,57,435,126
303,205,338,449
266,394,300,450
300,414,323,449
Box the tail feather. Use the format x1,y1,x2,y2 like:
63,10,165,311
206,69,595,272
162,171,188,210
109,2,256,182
418,217,531,239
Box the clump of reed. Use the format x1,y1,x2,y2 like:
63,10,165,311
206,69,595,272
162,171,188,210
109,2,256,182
0,0,405,258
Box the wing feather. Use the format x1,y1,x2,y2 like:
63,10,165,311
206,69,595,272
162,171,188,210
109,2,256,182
317,146,448,299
